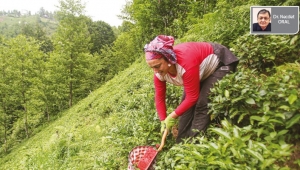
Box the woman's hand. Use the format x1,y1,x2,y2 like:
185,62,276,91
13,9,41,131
165,111,178,130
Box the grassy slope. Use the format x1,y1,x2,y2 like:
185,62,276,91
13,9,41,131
0,58,171,169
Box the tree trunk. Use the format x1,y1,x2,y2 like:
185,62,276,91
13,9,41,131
69,57,73,108
23,92,29,139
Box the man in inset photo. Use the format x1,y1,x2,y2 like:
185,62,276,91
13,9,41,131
253,9,271,31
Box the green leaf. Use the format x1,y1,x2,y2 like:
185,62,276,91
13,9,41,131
290,34,298,45
225,90,229,98
270,132,277,138
230,147,239,158
208,142,219,150
288,94,297,105
279,105,290,111
191,151,203,159
286,114,300,128
259,90,266,96
277,130,289,136
231,97,243,103
255,128,264,137
246,149,264,162
246,98,255,105
250,116,262,124
283,75,290,82
268,119,284,125
211,128,231,140
233,128,239,138
262,158,276,169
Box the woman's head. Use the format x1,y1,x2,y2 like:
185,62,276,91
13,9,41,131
144,35,177,76
144,35,176,64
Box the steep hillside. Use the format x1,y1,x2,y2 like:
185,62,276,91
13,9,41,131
0,15,58,37
0,57,178,169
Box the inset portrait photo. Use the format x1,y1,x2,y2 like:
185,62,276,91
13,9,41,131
252,8,271,31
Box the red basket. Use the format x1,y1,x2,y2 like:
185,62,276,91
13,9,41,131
128,130,168,170
128,146,157,170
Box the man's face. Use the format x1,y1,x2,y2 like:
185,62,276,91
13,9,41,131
257,12,270,29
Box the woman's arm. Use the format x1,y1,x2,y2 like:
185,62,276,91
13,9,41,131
154,75,167,120
175,67,200,116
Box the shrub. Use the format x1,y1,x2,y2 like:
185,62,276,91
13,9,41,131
208,62,300,141
232,34,299,73
156,120,292,169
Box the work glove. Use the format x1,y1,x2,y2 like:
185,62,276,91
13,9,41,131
165,114,177,130
160,120,166,134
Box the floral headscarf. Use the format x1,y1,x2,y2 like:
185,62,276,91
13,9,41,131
144,35,177,64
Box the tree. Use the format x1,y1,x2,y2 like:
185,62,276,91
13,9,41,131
20,22,54,53
122,0,217,42
2,35,45,140
0,36,14,153
87,19,116,54
51,0,93,107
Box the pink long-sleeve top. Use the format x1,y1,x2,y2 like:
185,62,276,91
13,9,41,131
154,42,219,120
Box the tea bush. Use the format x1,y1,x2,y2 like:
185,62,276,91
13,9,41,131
155,62,300,169
156,120,292,169
208,62,300,142
231,34,299,73
181,4,250,47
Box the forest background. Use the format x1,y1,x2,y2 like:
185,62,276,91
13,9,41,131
0,0,299,169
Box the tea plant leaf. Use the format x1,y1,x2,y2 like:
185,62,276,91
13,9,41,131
246,98,255,105
261,158,276,169
280,143,292,150
285,114,300,128
274,113,285,120
230,147,240,158
221,142,230,154
279,105,290,111
277,130,288,136
233,128,239,138
208,142,219,150
259,90,267,96
231,97,243,103
225,90,229,98
288,94,297,105
246,149,264,162
191,151,203,160
238,113,247,123
221,120,231,130
270,132,277,138
254,128,264,137
250,116,262,125
211,128,231,140
290,34,298,45
268,119,284,125
256,143,267,150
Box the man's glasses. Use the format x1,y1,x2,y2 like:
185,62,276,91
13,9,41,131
258,17,270,20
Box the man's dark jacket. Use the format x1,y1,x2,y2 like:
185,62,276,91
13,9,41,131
253,23,271,31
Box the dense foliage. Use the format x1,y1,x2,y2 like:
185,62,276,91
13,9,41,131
0,0,299,169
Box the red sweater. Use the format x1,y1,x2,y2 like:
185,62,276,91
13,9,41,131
154,42,214,120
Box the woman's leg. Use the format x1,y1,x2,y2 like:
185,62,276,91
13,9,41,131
176,104,195,143
176,65,233,143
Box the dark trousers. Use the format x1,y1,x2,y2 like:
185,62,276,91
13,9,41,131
176,65,234,143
